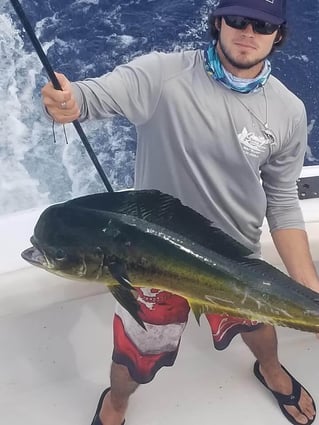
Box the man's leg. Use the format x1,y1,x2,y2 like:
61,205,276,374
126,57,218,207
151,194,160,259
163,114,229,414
96,289,190,425
241,324,315,424
99,362,139,425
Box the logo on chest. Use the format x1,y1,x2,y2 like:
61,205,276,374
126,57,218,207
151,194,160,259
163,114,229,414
237,127,270,158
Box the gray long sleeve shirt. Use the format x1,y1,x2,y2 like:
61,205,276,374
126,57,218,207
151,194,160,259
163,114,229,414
71,49,307,254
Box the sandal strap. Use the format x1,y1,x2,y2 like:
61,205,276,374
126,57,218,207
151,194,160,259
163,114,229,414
270,376,301,406
254,360,316,425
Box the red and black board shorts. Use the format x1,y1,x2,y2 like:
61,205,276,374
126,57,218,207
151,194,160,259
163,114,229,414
112,288,261,384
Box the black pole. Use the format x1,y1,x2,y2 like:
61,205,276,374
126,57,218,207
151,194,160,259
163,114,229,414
9,0,114,193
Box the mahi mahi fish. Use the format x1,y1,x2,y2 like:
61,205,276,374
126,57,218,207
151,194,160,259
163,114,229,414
21,189,319,332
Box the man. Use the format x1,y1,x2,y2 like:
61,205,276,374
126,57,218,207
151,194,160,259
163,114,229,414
41,1,319,424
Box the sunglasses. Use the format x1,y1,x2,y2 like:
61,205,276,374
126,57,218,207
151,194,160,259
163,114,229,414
223,15,280,35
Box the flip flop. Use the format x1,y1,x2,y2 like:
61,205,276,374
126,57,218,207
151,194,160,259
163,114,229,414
254,360,316,425
91,387,126,425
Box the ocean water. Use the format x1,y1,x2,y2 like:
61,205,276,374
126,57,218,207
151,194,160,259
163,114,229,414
1,0,319,215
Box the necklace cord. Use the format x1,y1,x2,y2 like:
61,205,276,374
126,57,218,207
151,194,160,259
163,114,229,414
235,88,276,145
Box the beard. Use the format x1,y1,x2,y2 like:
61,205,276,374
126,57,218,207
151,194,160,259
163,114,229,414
218,37,272,70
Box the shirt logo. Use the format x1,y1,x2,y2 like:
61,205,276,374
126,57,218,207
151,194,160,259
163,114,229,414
238,127,269,158
265,0,275,3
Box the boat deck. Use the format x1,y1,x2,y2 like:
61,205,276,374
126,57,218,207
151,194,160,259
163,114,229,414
2,264,319,424
1,195,319,424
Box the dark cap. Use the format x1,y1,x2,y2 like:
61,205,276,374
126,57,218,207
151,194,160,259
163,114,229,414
213,0,286,25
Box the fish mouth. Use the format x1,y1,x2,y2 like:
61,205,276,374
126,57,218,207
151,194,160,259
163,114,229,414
21,246,48,268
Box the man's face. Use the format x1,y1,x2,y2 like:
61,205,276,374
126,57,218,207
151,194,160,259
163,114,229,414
217,17,279,72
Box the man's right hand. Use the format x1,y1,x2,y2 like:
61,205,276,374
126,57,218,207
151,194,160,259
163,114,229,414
41,72,81,123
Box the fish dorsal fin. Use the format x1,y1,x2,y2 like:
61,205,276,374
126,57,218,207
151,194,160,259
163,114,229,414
69,190,252,259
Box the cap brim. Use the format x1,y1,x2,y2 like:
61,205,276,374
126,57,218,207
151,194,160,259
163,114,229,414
213,6,285,25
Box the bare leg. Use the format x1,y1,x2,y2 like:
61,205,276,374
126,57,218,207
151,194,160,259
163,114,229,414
99,362,139,425
241,324,315,424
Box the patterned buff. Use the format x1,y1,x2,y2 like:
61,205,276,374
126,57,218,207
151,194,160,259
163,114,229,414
204,42,272,93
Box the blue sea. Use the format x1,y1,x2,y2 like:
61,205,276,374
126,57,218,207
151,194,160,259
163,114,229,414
1,0,319,215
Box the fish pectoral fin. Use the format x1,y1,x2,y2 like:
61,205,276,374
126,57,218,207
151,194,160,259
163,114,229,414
110,285,147,331
107,261,133,290
188,301,210,325
107,262,146,330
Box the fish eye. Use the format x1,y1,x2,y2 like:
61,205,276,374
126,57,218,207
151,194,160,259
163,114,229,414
55,249,66,261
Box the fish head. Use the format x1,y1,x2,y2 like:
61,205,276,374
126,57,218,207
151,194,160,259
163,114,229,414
21,201,134,283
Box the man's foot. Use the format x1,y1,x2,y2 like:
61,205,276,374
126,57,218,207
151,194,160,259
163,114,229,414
254,361,316,425
91,388,126,425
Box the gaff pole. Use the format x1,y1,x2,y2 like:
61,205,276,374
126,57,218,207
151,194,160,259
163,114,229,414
9,0,114,193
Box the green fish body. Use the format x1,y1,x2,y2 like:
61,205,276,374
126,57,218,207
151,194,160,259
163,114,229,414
21,190,319,332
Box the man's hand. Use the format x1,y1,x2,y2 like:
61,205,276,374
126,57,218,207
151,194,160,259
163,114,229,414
41,72,80,124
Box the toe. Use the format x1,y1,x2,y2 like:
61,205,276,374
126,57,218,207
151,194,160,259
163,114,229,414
300,389,316,420
284,406,309,425
284,388,316,425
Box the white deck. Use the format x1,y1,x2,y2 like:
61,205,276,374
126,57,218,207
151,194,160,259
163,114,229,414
1,194,319,424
